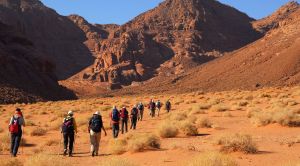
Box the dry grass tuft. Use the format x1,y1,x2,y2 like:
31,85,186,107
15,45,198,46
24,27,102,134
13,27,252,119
24,153,67,166
196,117,213,128
179,121,198,136
99,158,136,166
127,134,161,152
44,139,60,146
211,105,230,112
0,159,23,166
250,109,300,127
30,128,47,136
188,152,238,166
0,134,10,152
109,139,128,155
157,121,179,138
216,133,258,154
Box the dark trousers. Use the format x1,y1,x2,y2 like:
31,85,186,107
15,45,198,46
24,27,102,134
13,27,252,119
11,132,22,156
130,117,137,130
112,123,119,138
63,132,74,154
121,119,128,134
138,110,144,121
150,109,155,118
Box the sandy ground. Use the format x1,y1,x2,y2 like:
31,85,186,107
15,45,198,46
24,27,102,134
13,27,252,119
0,86,300,166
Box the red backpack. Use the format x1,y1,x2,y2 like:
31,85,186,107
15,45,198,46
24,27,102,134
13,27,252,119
9,117,19,134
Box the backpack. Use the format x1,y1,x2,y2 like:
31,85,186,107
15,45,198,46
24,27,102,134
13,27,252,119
166,101,171,110
62,117,74,133
112,109,120,122
156,101,161,108
150,102,156,109
131,108,138,118
9,117,19,134
138,104,144,110
121,109,128,119
91,116,103,133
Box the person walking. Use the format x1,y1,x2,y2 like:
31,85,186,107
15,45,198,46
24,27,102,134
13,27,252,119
88,111,107,157
120,106,129,134
61,111,77,157
110,106,120,138
165,100,171,113
149,99,156,118
156,100,162,117
8,108,25,157
137,102,144,121
130,105,138,130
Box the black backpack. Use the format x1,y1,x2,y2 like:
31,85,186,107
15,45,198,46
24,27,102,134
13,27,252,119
131,108,138,118
138,104,144,110
62,117,74,133
91,115,103,133
112,109,120,122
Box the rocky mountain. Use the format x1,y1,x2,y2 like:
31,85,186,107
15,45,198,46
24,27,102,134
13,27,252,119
0,21,76,104
73,0,262,87
143,1,300,93
0,0,106,79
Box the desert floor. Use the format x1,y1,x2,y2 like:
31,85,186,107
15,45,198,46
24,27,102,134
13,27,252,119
0,86,300,166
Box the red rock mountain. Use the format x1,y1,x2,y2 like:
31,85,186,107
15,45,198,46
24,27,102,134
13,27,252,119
0,0,106,79
127,1,300,94
0,21,76,104
72,0,262,87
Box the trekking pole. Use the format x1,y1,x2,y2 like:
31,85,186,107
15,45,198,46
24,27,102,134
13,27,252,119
21,128,24,155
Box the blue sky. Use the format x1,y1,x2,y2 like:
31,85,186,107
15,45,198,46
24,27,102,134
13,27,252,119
41,0,299,25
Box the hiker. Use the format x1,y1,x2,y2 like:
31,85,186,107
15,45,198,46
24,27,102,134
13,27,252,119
61,111,77,157
130,105,138,130
137,102,144,121
120,106,129,134
148,99,156,118
165,100,171,113
8,108,25,157
110,106,120,138
88,111,107,157
156,100,162,117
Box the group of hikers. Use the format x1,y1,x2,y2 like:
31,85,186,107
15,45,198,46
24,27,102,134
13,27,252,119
7,99,172,157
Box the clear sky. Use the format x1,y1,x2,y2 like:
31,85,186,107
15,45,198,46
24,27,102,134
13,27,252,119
41,0,299,25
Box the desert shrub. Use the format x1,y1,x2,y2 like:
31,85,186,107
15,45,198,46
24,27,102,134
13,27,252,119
26,120,36,126
30,128,47,136
216,133,257,154
250,109,300,127
44,139,59,146
179,121,198,136
102,106,112,112
49,120,62,131
211,105,229,112
24,153,67,166
188,152,238,166
196,117,213,128
0,159,23,166
127,134,160,152
109,139,127,155
0,127,3,133
99,158,136,166
238,101,248,107
157,121,179,138
168,112,187,121
0,134,10,152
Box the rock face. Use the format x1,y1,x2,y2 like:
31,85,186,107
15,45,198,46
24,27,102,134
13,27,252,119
0,21,76,104
0,0,101,79
75,0,261,86
166,2,300,92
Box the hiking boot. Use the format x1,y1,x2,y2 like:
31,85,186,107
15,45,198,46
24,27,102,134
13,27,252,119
68,153,73,157
92,151,95,157
63,149,67,156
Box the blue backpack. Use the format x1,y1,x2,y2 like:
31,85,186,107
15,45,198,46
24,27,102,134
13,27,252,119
112,109,120,121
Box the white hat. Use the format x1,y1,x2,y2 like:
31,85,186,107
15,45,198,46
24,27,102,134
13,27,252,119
94,111,100,115
68,111,73,115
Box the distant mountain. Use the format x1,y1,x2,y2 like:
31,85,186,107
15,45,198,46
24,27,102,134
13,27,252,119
72,0,261,87
148,2,300,93
0,0,106,79
0,21,76,104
